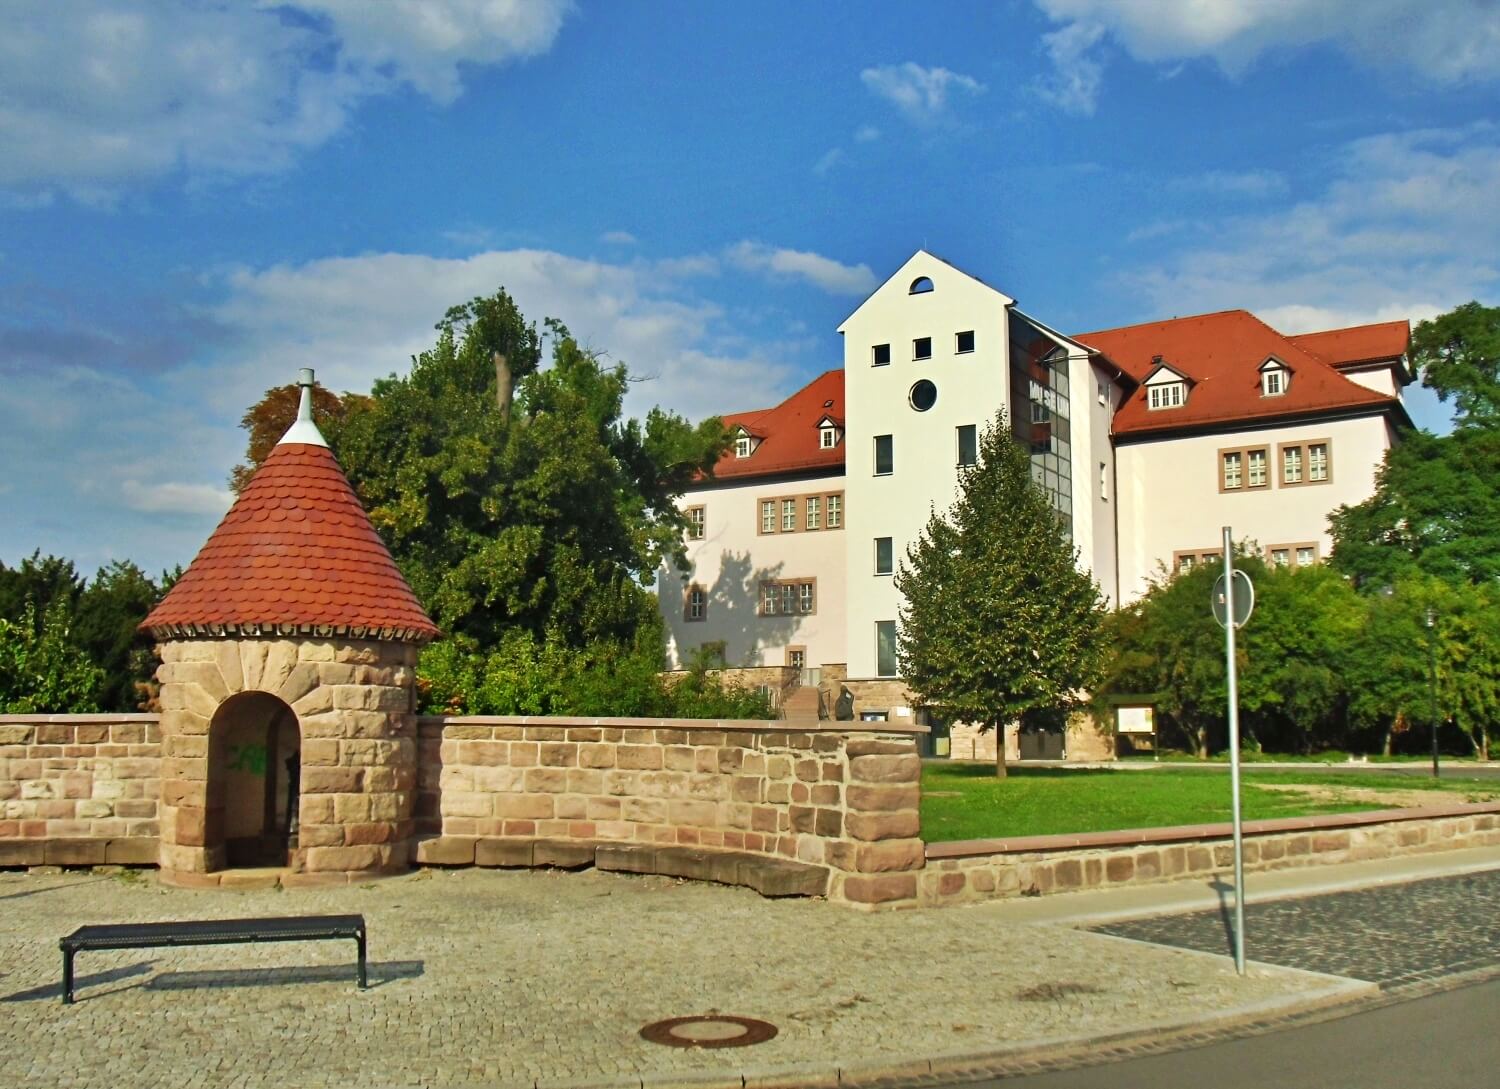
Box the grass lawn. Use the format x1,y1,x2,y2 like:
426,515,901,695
920,762,1500,843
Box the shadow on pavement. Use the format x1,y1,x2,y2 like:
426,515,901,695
3,961,155,1002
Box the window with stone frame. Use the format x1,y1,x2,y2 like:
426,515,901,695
685,505,705,540
759,578,816,616
827,493,843,528
1278,438,1332,487
1220,445,1270,491
805,495,821,530
684,585,706,622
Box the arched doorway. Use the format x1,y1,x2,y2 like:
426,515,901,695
207,691,302,870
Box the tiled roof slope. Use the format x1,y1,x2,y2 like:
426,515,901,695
708,368,846,481
1076,310,1399,438
1289,320,1410,368
142,443,439,642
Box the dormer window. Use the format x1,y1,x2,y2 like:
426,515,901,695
1260,358,1290,397
816,412,842,450
733,428,759,458
1148,382,1186,410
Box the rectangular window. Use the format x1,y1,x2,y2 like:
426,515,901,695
874,434,893,475
1283,446,1303,484
820,426,837,449
735,436,751,458
685,586,706,622
685,505,705,540
762,584,777,615
827,494,843,528
1309,442,1329,482
1263,369,1285,396
956,424,977,467
1247,449,1268,488
760,579,816,616
1099,461,1108,501
875,536,893,576
913,336,932,360
956,330,975,354
760,500,775,534
875,621,898,678
805,496,821,530
1297,545,1317,567
1178,554,1196,573
1270,548,1290,567
873,343,891,366
1174,549,1223,573
781,584,796,615
781,498,797,532
1148,382,1185,410
799,583,814,614
1222,451,1243,490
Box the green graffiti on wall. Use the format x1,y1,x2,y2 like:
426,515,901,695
227,743,268,776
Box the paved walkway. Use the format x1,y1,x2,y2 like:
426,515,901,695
1,864,1364,1089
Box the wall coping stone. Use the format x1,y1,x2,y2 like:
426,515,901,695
925,800,1500,859
417,714,928,735
0,714,160,724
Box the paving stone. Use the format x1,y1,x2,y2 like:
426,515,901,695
1095,869,1500,990
0,866,1345,1089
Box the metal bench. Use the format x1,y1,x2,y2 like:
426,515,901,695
58,914,367,1004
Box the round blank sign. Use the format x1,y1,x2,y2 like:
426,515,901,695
1212,569,1255,629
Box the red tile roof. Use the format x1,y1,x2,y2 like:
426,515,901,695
1288,320,1410,369
708,369,846,480
142,443,439,642
1075,310,1400,438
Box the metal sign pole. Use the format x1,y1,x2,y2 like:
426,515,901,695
1222,526,1247,976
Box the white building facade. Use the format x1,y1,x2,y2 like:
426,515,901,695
659,251,1411,734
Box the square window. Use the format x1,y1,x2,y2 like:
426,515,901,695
761,500,775,534
873,343,891,366
1271,548,1290,567
827,494,843,528
781,498,797,532
1178,554,1195,573
1297,545,1317,567
875,621,898,677
874,435,894,475
956,330,975,354
875,537,893,576
913,336,932,360
686,506,705,540
805,496,821,530
956,424,977,467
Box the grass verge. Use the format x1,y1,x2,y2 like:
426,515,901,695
920,762,1500,843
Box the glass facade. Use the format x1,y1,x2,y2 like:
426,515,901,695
1008,313,1073,539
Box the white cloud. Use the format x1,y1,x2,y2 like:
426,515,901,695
1035,21,1105,115
1169,169,1288,199
854,125,882,143
1120,126,1500,337
294,0,571,104
860,62,985,125
600,230,638,245
813,148,845,176
0,0,571,202
120,480,234,516
1033,0,1500,110
724,242,877,296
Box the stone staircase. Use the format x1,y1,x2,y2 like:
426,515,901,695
780,683,821,724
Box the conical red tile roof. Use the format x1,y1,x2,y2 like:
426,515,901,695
142,443,439,642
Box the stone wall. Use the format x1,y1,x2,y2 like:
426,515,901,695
918,802,1500,907
414,716,927,907
0,714,160,866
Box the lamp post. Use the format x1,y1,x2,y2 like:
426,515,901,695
1426,607,1440,780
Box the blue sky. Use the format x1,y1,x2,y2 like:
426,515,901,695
3,0,1497,575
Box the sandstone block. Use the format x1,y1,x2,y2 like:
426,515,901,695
302,767,364,794
45,839,107,866
304,844,382,872
855,839,924,873
343,822,395,846
850,753,920,784
847,783,920,813
841,872,918,905
845,738,913,757
617,745,663,771
0,840,45,865
475,837,534,867
524,767,569,793
414,835,475,865
105,838,159,865
533,839,596,870
495,794,554,820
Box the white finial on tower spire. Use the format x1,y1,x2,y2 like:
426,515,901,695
276,367,329,447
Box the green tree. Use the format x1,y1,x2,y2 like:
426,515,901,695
1330,302,1500,587
0,601,105,713
894,412,1107,778
72,561,165,711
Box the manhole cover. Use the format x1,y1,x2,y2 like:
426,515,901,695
639,1015,778,1049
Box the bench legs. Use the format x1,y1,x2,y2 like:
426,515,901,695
355,932,367,990
61,948,75,1005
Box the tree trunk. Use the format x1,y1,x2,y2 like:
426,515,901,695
994,720,1008,780
494,352,512,424
1381,725,1393,758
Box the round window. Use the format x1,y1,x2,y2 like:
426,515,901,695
909,379,937,412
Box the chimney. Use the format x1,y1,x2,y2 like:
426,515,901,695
277,367,328,447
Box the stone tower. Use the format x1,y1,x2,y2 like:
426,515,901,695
140,370,438,885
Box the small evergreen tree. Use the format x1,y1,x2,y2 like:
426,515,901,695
895,411,1107,778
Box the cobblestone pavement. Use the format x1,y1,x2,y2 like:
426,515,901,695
1096,869,1500,990
1,868,1348,1089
